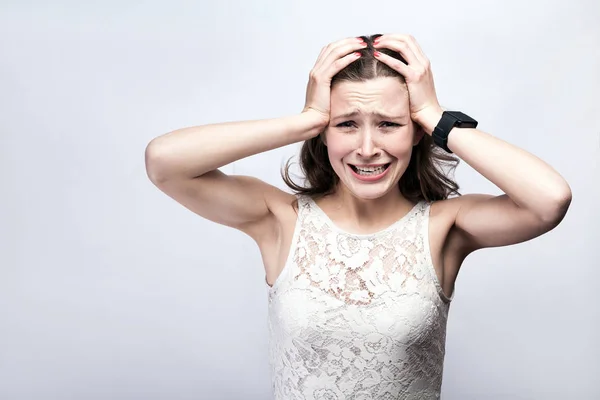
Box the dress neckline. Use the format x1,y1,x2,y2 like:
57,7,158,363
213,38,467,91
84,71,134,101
305,196,423,238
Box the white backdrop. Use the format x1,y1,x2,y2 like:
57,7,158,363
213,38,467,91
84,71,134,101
1,1,599,399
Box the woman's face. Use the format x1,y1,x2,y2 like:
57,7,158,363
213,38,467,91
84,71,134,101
323,77,423,200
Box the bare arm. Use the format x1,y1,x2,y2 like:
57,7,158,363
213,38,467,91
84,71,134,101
419,106,571,253
145,111,325,181
373,34,571,256
145,36,367,240
144,111,326,240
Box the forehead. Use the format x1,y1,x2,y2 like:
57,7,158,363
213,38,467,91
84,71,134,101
330,77,409,112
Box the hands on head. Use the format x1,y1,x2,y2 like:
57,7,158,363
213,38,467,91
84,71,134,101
302,34,443,136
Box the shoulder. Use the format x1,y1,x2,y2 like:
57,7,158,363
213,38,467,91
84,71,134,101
244,188,299,243
267,190,304,215
427,195,459,222
428,193,496,257
429,193,495,218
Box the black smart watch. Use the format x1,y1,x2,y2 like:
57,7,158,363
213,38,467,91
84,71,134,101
432,111,478,153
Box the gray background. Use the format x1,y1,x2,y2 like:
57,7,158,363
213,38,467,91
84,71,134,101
1,0,599,399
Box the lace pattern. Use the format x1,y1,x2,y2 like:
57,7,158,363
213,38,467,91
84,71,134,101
266,195,453,399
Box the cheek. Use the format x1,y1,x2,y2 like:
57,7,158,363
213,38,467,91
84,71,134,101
327,144,352,160
324,127,416,159
326,137,412,161
325,136,353,160
393,142,414,156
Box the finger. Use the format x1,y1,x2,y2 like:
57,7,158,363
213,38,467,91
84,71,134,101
314,46,328,65
322,37,366,67
323,51,362,78
375,34,427,66
408,35,428,62
373,50,411,77
314,38,366,77
375,34,420,66
315,36,363,66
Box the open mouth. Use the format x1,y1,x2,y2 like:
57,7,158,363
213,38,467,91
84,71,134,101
349,163,391,175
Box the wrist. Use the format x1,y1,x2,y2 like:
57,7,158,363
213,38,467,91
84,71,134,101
413,106,444,136
296,110,329,139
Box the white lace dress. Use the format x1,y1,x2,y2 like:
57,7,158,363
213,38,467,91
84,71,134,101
265,194,454,400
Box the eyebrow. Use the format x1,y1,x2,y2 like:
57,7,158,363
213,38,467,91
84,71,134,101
331,110,406,121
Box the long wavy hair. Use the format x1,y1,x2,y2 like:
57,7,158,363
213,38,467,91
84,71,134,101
281,34,461,204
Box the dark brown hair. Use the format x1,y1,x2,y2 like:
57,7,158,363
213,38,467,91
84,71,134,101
281,34,461,204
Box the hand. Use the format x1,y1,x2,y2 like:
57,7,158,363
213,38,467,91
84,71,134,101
302,36,368,133
372,34,443,125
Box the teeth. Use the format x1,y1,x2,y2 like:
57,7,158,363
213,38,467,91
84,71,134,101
358,167,382,171
356,165,386,172
353,164,388,175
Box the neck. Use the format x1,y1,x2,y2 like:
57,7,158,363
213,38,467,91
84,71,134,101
325,187,414,227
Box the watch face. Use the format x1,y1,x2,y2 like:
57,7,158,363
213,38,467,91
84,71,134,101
448,111,477,127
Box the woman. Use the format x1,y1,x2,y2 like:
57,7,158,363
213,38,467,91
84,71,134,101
145,34,572,399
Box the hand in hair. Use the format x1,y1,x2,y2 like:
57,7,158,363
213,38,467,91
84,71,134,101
302,36,368,131
372,34,443,123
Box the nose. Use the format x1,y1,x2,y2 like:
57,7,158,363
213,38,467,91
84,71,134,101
357,130,381,158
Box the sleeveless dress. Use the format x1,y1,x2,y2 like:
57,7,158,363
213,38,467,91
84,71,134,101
265,194,454,400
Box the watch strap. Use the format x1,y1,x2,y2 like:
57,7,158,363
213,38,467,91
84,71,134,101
432,111,478,154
